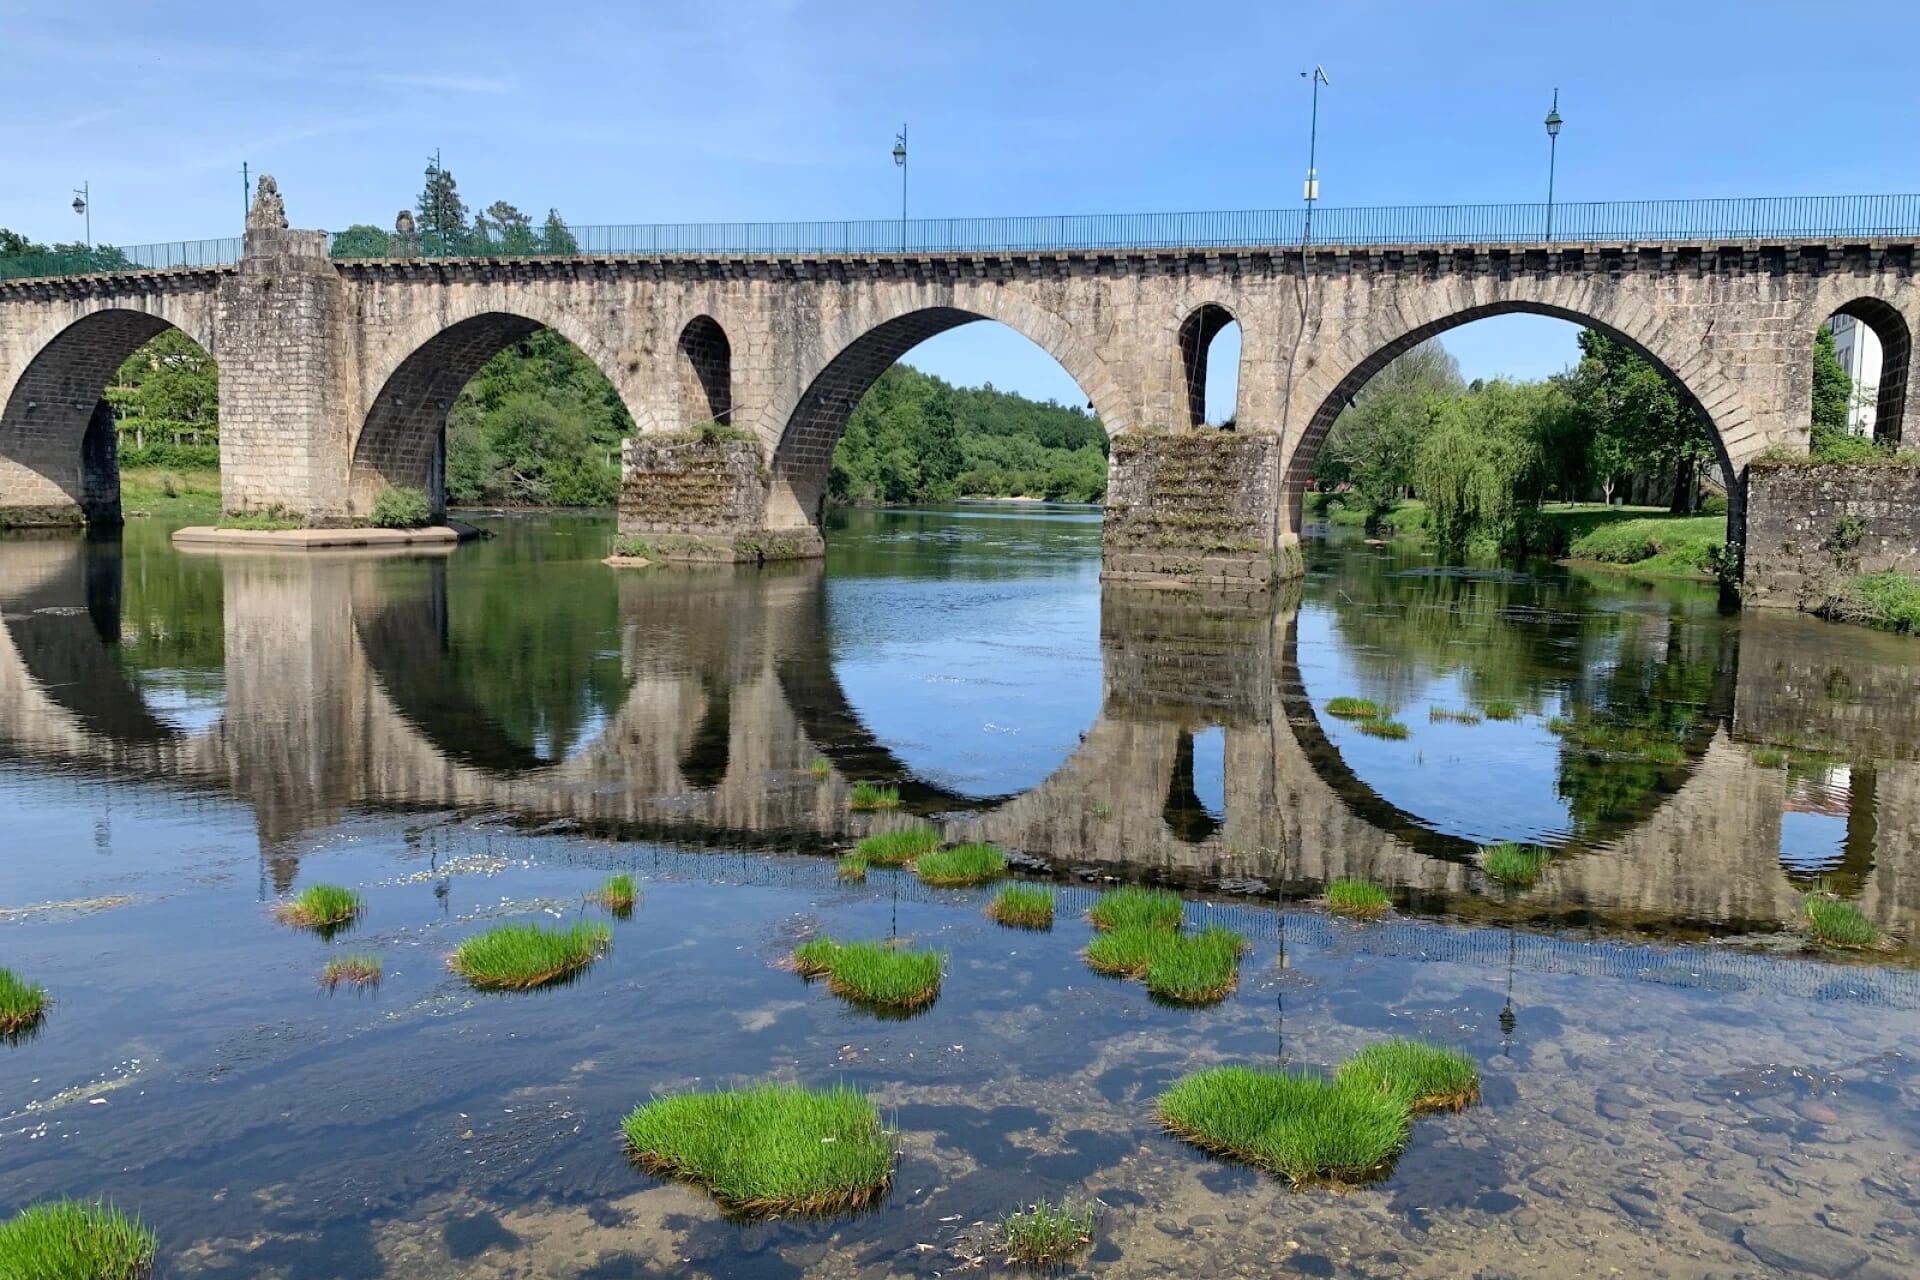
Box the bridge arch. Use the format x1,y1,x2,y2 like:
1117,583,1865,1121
1280,296,1758,537
1822,296,1910,446
761,295,1124,530
678,315,733,426
1177,302,1240,429
1,306,217,526
350,306,635,519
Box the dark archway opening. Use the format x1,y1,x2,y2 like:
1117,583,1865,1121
678,315,733,426
1814,299,1909,452
1178,303,1241,429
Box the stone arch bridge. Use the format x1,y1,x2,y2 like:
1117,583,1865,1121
3,183,1918,587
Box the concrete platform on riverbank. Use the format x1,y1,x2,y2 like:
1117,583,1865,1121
172,525,463,552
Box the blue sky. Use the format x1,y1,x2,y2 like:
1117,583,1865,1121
5,0,1916,419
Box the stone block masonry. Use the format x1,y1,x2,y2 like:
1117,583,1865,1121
618,433,820,563
1743,462,1920,608
1103,432,1286,598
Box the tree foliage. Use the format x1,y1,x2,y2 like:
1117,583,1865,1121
1810,323,1856,455
830,365,1108,505
1316,342,1462,528
1564,330,1717,514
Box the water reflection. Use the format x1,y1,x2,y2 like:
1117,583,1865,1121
0,513,1916,946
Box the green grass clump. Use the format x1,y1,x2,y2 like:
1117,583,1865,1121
621,1083,895,1215
1546,716,1572,735
853,826,941,866
274,883,363,934
1566,515,1726,577
1000,1199,1095,1267
1336,1039,1481,1113
807,755,832,779
0,1199,156,1280
592,873,638,917
0,968,49,1037
1087,885,1184,932
450,920,612,990
1851,571,1920,634
1481,843,1551,888
1085,924,1246,1004
216,512,302,532
1641,741,1685,766
1324,878,1392,920
1429,707,1482,725
1751,747,1787,768
792,938,943,1009
837,854,868,882
1325,696,1382,720
986,884,1055,929
1482,700,1521,721
1358,717,1410,740
1158,1067,1409,1186
913,843,1006,887
320,954,382,990
1804,895,1878,949
849,781,901,812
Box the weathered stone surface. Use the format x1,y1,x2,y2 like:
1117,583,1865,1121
1104,433,1280,588
1738,1223,1870,1276
1744,463,1920,609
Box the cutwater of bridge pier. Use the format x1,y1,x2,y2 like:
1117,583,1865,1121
2,178,1918,592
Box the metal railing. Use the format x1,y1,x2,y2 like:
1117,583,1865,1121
5,195,1920,281
0,237,243,282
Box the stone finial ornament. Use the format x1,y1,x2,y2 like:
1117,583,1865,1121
394,209,416,235
248,175,288,230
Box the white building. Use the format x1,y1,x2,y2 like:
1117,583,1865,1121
1828,314,1883,438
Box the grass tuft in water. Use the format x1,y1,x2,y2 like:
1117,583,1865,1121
836,854,868,882
1324,696,1382,720
1085,924,1246,1004
807,755,832,779
1546,716,1573,735
1324,878,1392,920
1158,1066,1409,1186
0,1198,156,1280
591,873,638,917
1483,700,1521,721
450,921,612,990
1087,885,1184,932
621,1083,895,1215
274,883,363,934
985,884,1055,929
1357,717,1411,740
792,938,943,1009
0,968,49,1037
1428,707,1482,725
913,843,1007,887
1751,747,1787,768
1481,843,1551,888
1804,894,1877,949
854,826,940,866
319,954,382,990
849,782,901,812
1336,1039,1481,1113
1000,1198,1095,1267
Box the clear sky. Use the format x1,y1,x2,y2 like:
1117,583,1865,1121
5,0,1916,419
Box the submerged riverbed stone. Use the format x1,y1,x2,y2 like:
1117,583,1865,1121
1738,1224,1870,1277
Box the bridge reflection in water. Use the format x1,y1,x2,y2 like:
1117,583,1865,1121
1,534,1916,946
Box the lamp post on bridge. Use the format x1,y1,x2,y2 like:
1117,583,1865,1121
892,125,908,253
1300,66,1330,248
71,182,90,251
1544,89,1563,241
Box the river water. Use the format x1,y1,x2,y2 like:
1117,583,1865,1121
1,506,1916,1278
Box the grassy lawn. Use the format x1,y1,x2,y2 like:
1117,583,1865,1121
121,465,221,522
1550,510,1726,578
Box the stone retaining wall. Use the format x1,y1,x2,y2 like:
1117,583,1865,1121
1102,432,1283,600
1743,463,1920,609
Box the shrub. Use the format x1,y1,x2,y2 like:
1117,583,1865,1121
1336,1039,1480,1112
0,1199,156,1280
1804,895,1877,949
853,826,940,866
986,884,1054,929
1325,879,1391,920
1325,697,1382,720
913,843,1006,887
274,883,364,934
369,485,433,529
450,920,612,990
1358,717,1410,740
621,1083,895,1214
1000,1199,1095,1267
1854,571,1920,634
1087,885,1184,932
792,938,943,1009
0,968,48,1037
217,511,301,532
320,954,383,990
849,782,901,812
1158,1067,1409,1186
1482,843,1551,888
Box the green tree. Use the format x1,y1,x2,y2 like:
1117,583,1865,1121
330,224,391,259
1811,323,1855,453
1317,341,1462,528
542,210,579,255
1566,330,1715,513
0,229,45,254
417,162,469,252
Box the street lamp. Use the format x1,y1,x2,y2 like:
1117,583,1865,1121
1300,66,1330,247
892,125,908,253
71,182,90,250
1544,89,1563,241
